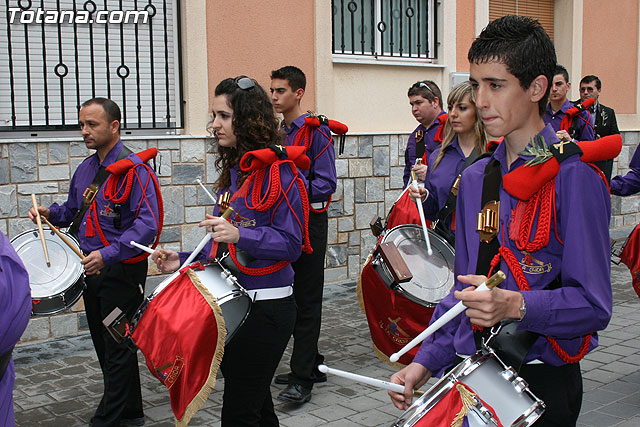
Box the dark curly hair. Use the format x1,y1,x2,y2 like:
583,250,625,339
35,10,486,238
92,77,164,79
209,76,282,191
468,15,556,117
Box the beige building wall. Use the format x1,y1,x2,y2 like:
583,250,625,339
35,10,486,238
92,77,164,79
206,1,317,114
456,0,476,72
582,0,639,126
315,0,456,133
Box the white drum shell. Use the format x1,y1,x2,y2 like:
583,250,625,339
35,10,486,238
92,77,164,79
393,347,545,427
11,228,84,315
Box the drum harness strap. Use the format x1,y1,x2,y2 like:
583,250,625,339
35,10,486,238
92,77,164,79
84,148,164,264
433,146,482,247
219,145,312,277
0,346,13,382
290,114,348,213
473,141,596,369
68,146,132,238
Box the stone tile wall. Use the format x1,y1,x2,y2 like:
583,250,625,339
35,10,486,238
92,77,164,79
3,131,639,341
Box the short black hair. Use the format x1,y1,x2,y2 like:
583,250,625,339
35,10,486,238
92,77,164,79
81,97,122,124
407,80,443,108
580,74,602,91
554,65,570,83
270,65,306,92
468,15,556,116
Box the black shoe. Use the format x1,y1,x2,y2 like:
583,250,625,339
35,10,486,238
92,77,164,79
274,371,327,385
277,384,312,404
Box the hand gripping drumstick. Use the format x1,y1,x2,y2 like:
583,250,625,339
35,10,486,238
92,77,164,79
31,194,51,267
390,270,506,363
179,205,234,270
41,216,85,261
317,364,423,397
130,240,167,260
195,178,217,205
411,161,433,256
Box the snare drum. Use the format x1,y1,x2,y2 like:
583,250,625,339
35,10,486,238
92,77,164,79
11,228,84,315
393,347,545,427
373,224,454,307
135,261,251,344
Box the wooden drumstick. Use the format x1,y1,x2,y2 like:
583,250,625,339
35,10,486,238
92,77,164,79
31,194,51,267
317,364,423,397
390,270,506,363
41,216,85,261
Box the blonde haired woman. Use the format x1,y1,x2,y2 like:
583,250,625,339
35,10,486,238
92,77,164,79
410,81,489,246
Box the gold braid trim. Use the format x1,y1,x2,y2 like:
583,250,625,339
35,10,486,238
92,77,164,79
451,383,477,427
174,269,227,427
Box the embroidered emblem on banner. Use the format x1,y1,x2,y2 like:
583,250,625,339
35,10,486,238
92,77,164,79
520,252,552,275
231,213,256,228
100,203,120,218
379,317,410,345
155,356,185,389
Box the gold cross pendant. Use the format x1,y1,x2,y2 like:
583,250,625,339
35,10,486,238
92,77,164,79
553,139,571,154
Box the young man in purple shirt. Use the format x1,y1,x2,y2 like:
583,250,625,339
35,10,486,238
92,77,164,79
0,230,31,427
544,65,595,141
269,66,337,404
390,16,612,427
29,98,160,427
403,80,446,187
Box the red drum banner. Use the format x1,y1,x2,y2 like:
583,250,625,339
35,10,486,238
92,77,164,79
131,268,226,426
357,260,434,367
620,223,640,299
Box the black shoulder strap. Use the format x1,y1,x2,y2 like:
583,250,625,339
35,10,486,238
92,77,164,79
475,158,502,276
415,129,425,160
434,148,482,245
69,145,132,237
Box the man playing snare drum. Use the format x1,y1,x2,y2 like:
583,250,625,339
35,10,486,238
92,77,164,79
389,16,613,427
29,98,161,427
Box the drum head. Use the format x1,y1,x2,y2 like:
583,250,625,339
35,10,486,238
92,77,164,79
383,224,454,307
11,229,84,299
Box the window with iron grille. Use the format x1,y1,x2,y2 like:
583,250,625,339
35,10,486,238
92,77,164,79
0,0,183,134
332,0,437,60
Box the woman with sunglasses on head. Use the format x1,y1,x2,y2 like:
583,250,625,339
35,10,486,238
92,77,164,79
153,76,309,426
409,81,489,246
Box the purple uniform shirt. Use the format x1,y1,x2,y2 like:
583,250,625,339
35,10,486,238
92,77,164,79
611,144,640,196
423,137,469,231
283,113,336,203
48,140,160,266
403,110,447,187
181,163,304,291
543,99,595,141
0,231,31,426
414,125,612,377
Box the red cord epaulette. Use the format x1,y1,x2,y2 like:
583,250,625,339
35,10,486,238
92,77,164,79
90,149,164,264
239,145,310,171
503,134,622,200
559,97,595,132
106,148,158,175
227,146,313,277
304,115,349,135
433,113,448,143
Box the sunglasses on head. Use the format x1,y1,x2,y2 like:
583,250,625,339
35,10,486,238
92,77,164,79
235,77,256,90
418,82,436,97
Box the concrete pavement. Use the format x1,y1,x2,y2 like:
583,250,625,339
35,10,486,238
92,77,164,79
12,257,640,426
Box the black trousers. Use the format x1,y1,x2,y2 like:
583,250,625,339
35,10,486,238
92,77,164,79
287,211,328,389
84,260,147,427
221,296,296,427
519,362,583,427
